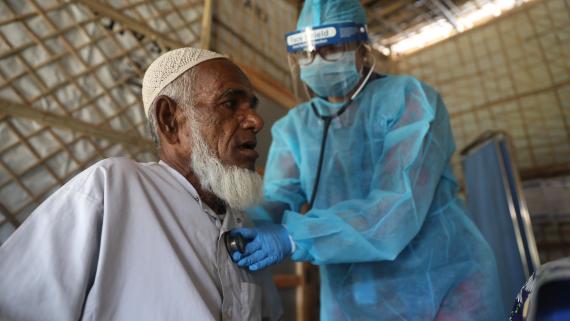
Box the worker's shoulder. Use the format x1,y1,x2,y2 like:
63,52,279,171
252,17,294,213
366,75,441,110
369,74,434,92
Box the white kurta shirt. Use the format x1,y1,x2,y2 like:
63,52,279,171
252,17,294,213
0,158,283,321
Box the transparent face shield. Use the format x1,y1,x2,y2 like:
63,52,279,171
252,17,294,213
285,22,375,101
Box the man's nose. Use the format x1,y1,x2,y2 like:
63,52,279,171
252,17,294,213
240,109,264,133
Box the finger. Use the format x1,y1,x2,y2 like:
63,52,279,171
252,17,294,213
231,251,241,262
238,249,268,267
242,238,262,255
249,256,276,271
230,227,257,240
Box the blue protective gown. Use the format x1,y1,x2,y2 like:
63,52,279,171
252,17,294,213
248,75,505,321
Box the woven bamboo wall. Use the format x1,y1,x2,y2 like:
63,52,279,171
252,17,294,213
0,0,205,243
394,0,570,181
212,0,297,92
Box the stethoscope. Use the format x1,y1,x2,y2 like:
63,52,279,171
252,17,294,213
307,61,375,210
225,56,376,257
224,232,246,256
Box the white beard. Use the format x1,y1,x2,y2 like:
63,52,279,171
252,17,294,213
189,117,263,211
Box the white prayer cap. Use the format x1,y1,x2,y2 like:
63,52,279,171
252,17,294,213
142,47,226,117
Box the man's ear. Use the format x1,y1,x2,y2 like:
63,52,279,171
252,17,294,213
155,95,180,145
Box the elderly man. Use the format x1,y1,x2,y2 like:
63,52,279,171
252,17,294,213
0,48,283,321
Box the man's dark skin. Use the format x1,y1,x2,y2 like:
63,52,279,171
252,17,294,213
152,58,264,215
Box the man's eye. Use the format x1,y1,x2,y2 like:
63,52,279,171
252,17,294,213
222,100,238,109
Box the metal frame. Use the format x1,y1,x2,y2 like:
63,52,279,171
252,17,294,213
496,133,541,272
493,136,533,277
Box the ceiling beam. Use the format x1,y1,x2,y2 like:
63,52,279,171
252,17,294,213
369,0,414,16
0,99,154,151
74,0,298,109
429,0,461,31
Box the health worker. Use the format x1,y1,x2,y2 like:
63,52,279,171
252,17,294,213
231,1,505,320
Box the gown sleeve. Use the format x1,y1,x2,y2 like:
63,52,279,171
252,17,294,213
0,168,103,321
246,115,308,224
277,78,456,264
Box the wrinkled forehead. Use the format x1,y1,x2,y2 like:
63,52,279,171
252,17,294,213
193,59,253,97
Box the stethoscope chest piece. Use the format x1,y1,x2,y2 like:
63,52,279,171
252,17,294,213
224,232,246,256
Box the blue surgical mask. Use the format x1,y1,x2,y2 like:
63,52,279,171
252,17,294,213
300,50,361,98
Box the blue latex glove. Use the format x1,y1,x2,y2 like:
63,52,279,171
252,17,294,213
230,224,292,271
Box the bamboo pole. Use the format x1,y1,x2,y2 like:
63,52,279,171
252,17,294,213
0,99,154,150
200,0,213,49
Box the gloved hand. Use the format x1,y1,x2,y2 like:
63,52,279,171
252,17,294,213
229,224,292,271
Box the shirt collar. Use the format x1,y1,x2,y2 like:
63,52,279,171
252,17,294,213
158,160,201,205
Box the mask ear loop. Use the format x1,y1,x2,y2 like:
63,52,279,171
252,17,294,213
349,44,376,101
